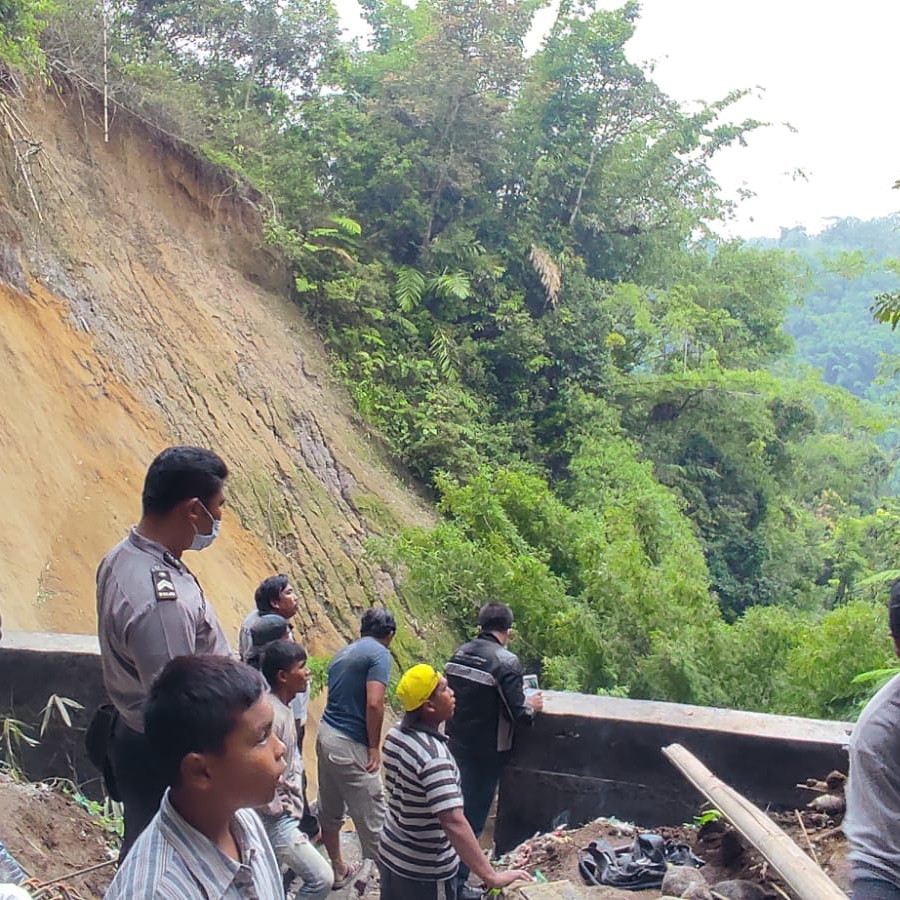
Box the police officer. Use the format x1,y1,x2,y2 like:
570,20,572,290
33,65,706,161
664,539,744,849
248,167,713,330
95,446,232,859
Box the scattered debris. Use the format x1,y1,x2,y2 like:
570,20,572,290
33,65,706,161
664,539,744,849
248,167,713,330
662,743,846,900
490,774,849,898
800,771,846,820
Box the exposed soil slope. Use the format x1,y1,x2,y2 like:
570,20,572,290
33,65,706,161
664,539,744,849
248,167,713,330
0,83,437,656
0,776,115,897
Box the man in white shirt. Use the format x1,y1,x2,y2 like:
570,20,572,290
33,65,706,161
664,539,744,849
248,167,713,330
256,640,333,898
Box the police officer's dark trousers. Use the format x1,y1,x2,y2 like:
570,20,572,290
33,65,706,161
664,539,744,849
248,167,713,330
109,716,168,861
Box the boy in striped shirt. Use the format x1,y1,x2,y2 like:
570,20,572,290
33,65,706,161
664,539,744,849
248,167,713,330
379,664,530,900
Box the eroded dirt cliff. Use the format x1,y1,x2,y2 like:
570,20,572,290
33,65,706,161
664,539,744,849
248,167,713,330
0,82,439,657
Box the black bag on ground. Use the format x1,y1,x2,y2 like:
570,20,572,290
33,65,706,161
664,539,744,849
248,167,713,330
578,832,704,891
85,703,121,802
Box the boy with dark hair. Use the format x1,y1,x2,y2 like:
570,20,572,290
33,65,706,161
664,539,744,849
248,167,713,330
246,614,292,669
317,607,396,887
845,579,900,899
105,655,286,898
380,664,530,900
241,575,319,840
240,577,310,746
95,446,232,859
445,602,543,898
257,641,334,898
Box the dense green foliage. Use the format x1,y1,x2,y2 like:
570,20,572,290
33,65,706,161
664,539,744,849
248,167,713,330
7,0,900,718
763,217,900,491
0,0,52,66
768,217,900,401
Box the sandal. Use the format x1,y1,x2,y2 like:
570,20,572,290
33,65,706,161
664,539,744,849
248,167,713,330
331,860,362,891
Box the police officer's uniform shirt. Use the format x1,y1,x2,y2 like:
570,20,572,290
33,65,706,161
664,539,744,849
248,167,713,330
96,527,231,732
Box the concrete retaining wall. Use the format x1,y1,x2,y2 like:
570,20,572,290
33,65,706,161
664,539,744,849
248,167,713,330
0,631,106,793
0,634,855,843
495,691,853,853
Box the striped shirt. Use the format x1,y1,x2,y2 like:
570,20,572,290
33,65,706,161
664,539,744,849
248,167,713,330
105,789,283,899
380,718,463,880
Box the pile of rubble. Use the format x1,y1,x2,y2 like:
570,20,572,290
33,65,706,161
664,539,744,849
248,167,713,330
494,817,795,898
489,760,850,899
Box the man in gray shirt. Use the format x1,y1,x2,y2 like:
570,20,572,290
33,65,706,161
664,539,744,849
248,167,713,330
317,607,395,887
96,446,232,859
845,579,900,899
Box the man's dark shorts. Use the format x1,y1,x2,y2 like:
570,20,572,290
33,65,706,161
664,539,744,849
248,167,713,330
378,863,458,900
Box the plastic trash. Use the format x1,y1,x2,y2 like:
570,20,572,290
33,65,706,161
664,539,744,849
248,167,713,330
0,887,31,899
579,832,705,890
0,840,27,886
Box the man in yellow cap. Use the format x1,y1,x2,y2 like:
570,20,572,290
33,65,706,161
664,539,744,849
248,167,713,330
378,664,531,899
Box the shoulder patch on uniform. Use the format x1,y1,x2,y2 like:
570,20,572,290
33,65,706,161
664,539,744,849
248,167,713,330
151,568,178,601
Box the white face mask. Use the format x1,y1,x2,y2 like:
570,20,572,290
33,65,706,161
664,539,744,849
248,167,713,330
189,502,220,551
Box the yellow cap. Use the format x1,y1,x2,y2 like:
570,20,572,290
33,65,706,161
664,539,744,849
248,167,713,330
396,664,441,711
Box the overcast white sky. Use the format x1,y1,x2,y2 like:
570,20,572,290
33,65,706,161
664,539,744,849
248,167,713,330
334,0,900,240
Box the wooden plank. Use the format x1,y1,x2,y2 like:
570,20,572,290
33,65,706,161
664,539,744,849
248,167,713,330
662,742,846,900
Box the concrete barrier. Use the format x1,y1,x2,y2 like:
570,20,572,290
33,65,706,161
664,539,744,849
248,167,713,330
0,634,856,842
0,631,106,793
495,691,853,853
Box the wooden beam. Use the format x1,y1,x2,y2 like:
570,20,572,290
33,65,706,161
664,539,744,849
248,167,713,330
662,743,846,900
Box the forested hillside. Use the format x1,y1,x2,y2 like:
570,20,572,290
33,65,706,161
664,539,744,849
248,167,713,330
766,217,900,491
770,216,900,403
3,0,899,718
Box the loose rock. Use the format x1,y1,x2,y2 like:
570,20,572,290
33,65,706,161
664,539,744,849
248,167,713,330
682,884,714,900
661,865,706,896
711,880,771,900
